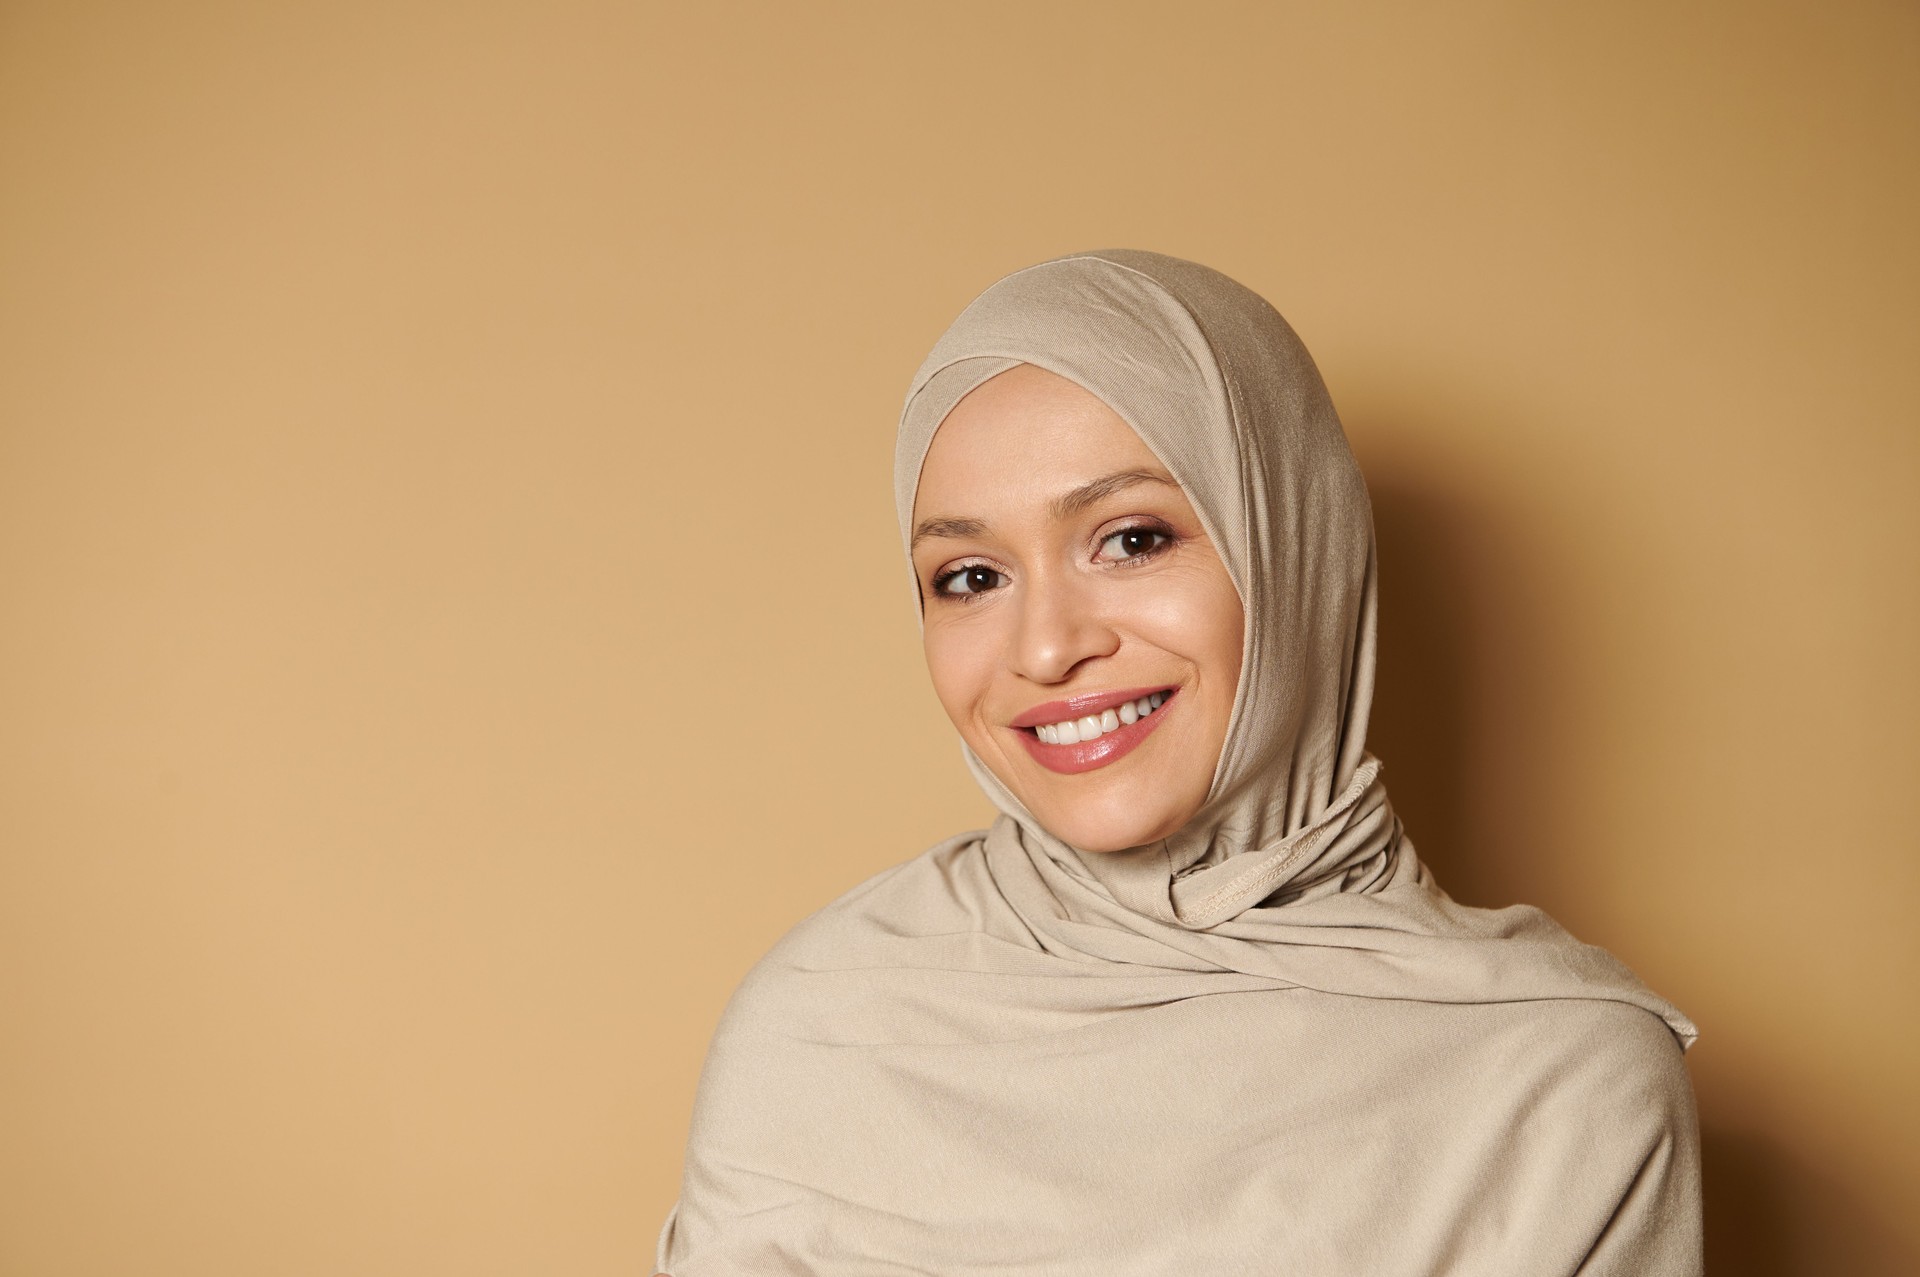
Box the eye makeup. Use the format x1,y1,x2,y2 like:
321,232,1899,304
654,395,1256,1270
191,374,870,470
923,516,1185,604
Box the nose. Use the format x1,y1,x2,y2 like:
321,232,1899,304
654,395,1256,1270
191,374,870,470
1007,568,1120,684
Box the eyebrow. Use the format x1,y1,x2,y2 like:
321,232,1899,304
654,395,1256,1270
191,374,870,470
908,516,988,549
909,468,1179,551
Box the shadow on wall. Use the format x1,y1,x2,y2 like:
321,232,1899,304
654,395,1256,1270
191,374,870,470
1363,472,1517,912
1696,1128,1906,1275
1364,472,1911,1276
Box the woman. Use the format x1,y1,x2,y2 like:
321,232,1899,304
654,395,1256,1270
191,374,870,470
656,249,1701,1275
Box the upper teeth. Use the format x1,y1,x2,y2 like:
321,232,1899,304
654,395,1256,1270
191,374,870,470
1035,692,1168,745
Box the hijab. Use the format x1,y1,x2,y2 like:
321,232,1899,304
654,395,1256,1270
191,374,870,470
658,250,1701,1276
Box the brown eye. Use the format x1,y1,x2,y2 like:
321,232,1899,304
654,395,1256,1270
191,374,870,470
936,565,1008,597
1099,527,1171,560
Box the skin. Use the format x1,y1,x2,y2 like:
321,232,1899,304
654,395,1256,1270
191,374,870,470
908,363,1245,853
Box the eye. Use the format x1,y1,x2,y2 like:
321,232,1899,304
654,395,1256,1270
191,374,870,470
1098,525,1172,561
933,564,1008,598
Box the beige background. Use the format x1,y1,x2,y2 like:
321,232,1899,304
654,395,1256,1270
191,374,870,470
2,2,1914,1273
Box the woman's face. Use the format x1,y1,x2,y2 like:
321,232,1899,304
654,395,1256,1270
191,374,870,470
909,364,1245,853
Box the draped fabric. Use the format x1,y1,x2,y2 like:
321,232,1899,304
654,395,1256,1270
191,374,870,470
657,250,1700,1276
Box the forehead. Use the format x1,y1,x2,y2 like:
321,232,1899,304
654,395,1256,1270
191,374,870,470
912,364,1163,517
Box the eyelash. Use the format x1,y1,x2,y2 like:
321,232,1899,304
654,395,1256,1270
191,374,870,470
927,520,1178,603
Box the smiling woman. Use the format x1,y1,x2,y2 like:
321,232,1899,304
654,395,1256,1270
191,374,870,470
655,250,1702,1276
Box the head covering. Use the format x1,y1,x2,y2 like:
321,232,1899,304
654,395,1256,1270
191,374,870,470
659,250,1701,1276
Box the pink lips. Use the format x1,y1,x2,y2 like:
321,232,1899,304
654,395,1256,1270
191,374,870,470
1010,686,1178,775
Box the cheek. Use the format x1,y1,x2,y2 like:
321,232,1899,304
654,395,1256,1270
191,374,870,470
922,620,1000,734
1200,580,1246,691
1125,572,1244,668
1122,571,1245,730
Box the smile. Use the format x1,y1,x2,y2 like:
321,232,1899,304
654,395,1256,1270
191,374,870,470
1008,686,1178,775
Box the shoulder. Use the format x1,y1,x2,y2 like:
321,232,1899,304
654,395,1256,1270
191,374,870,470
765,829,989,958
682,830,1024,1086
1505,996,1698,1140
1494,998,1703,1263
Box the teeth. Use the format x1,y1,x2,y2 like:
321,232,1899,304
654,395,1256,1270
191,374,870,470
1032,691,1170,745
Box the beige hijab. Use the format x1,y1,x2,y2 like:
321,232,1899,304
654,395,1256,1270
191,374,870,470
659,250,1700,1276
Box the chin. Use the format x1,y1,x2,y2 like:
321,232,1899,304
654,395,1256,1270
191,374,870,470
972,728,1215,853
1021,789,1196,854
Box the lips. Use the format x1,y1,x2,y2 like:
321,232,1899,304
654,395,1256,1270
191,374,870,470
1009,685,1179,775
